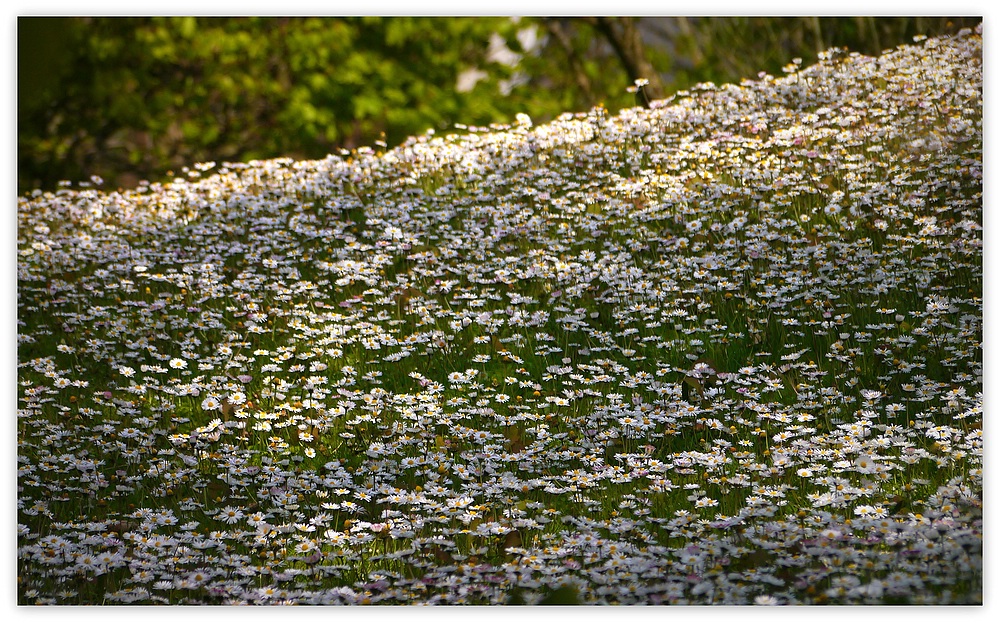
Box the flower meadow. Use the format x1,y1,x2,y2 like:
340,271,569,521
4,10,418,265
16,26,983,606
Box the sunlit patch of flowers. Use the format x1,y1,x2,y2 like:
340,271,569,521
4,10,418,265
17,26,981,605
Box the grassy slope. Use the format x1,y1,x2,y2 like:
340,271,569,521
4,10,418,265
16,26,982,605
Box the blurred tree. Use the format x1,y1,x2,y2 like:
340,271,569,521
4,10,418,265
17,16,980,195
17,16,528,192
640,17,981,94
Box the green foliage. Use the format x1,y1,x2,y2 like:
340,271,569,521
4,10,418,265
18,16,528,192
18,16,980,194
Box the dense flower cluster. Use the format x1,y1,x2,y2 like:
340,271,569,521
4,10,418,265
17,26,982,605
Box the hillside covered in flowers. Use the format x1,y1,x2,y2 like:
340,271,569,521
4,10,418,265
17,25,982,605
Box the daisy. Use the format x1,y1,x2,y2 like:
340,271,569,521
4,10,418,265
217,506,245,524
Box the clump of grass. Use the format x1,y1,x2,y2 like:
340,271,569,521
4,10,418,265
17,26,982,605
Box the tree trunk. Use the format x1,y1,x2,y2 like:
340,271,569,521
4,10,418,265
543,19,595,104
586,17,665,102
